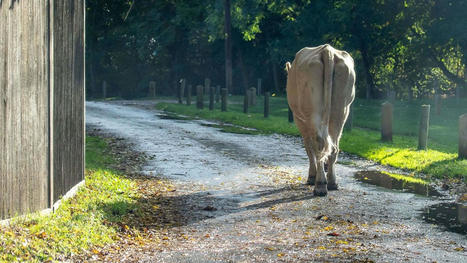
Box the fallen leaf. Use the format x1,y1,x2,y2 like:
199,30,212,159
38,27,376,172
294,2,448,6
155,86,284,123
327,232,340,236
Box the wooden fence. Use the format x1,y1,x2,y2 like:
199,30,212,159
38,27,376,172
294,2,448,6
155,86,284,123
0,0,85,220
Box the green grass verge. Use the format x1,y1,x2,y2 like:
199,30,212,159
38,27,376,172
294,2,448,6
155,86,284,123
0,136,139,262
156,97,467,182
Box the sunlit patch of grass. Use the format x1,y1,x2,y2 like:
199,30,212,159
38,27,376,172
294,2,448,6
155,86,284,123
157,99,467,183
381,171,428,185
0,136,139,262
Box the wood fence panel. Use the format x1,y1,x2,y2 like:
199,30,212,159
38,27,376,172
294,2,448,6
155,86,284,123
52,0,85,202
0,1,50,219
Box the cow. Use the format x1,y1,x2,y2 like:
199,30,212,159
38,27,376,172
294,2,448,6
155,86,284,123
286,44,355,196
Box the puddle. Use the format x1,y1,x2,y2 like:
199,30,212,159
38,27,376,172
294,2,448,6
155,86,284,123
421,203,467,235
200,123,261,135
354,171,441,197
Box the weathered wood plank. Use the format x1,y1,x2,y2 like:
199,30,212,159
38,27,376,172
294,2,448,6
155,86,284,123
0,1,50,219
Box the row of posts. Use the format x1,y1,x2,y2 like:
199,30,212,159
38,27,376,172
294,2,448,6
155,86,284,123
177,78,295,123
380,101,467,159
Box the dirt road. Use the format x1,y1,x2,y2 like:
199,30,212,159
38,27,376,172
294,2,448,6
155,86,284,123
86,100,466,262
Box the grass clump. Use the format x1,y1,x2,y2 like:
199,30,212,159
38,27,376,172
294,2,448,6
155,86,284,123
156,97,467,182
0,136,139,262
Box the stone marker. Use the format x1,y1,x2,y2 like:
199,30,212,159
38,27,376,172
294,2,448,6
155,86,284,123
186,84,192,105
243,91,249,113
418,105,430,150
102,80,107,99
221,88,228,112
264,92,270,118
209,86,215,110
196,85,204,109
148,81,156,97
459,114,467,159
381,101,393,142
179,79,186,104
215,85,220,103
204,78,211,95
250,87,257,106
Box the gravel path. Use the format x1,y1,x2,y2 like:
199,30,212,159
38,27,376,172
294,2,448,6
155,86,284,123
85,100,466,263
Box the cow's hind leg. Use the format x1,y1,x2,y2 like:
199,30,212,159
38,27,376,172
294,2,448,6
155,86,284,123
326,148,339,190
304,137,317,185
314,160,328,196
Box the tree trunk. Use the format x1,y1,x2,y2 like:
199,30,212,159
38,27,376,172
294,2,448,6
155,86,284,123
224,0,232,93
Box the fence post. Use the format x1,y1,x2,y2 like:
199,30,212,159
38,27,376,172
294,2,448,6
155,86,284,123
179,79,186,104
186,84,192,105
221,88,228,112
204,78,211,95
209,86,215,110
250,87,257,106
102,80,107,99
459,114,467,159
243,90,249,113
344,104,353,131
196,85,204,109
434,94,441,115
264,92,270,118
215,85,221,103
381,101,393,142
418,105,430,150
257,78,262,96
288,105,294,123
148,81,156,97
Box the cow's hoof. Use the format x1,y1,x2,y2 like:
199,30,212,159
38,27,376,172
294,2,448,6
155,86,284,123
313,184,328,196
327,183,339,191
307,176,316,185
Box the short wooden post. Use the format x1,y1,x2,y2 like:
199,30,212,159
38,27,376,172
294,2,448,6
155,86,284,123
250,87,257,106
418,105,430,150
204,78,211,95
196,85,204,109
209,86,215,110
243,90,249,113
264,92,270,118
186,84,192,105
257,78,262,96
148,81,156,97
102,80,107,99
344,104,353,131
434,94,441,115
179,79,186,104
288,105,294,123
459,114,467,159
381,101,393,142
221,88,227,112
215,85,220,103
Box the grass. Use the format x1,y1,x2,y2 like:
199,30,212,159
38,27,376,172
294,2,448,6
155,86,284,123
156,96,467,182
0,136,140,262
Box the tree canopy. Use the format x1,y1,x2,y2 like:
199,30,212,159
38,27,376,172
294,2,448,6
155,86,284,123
86,0,466,99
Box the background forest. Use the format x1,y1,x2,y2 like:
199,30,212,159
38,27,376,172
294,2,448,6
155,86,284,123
86,0,467,100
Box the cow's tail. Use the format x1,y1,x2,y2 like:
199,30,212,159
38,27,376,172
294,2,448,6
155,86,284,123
285,62,292,73
318,45,335,162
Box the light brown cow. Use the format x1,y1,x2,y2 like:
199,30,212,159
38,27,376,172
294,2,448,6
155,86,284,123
286,44,355,196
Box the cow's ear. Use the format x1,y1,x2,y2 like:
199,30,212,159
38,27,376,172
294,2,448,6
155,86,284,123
285,62,292,73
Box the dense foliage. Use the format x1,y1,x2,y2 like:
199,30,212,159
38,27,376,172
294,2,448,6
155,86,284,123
86,0,466,99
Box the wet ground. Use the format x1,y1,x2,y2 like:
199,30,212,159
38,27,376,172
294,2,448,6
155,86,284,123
86,100,466,262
